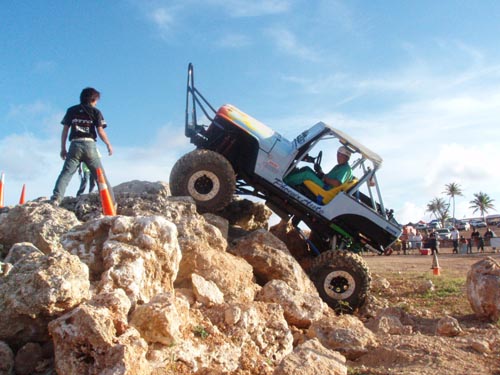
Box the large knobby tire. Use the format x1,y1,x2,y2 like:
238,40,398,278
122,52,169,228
310,250,371,313
169,149,236,212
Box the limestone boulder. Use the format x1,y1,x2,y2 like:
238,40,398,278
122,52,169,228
307,314,377,360
62,215,181,306
256,279,326,328
191,273,224,306
0,202,80,255
174,210,258,303
205,301,294,365
436,316,463,337
269,220,312,269
130,292,188,346
113,180,170,196
49,302,150,375
0,341,14,375
274,338,347,375
0,247,89,347
14,342,53,375
218,198,272,231
466,257,500,321
229,229,317,295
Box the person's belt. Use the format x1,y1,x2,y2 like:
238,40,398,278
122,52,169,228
71,137,95,142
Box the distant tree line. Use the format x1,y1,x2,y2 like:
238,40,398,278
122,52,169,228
426,182,495,226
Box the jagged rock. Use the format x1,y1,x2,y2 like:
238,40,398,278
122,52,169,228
204,301,294,365
229,229,318,295
62,215,181,306
218,198,272,231
273,338,347,375
0,202,79,255
466,257,500,321
269,220,311,268
469,339,491,353
48,302,151,375
307,314,377,360
371,274,391,292
113,180,170,196
256,279,326,328
130,292,187,346
436,316,463,337
14,342,44,375
0,341,14,375
367,314,410,335
0,248,90,347
191,273,225,306
417,279,435,293
4,242,41,264
202,213,229,240
90,289,132,336
175,211,258,303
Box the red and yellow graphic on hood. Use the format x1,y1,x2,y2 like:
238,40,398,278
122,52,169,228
216,104,274,139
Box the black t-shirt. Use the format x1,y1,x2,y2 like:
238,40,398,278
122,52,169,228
61,104,107,141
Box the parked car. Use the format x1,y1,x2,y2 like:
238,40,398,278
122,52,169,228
415,223,427,230
470,220,487,228
435,228,451,240
455,221,470,231
428,220,442,229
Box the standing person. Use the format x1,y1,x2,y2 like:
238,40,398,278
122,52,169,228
50,87,114,206
429,230,439,255
484,227,496,252
450,227,460,254
76,161,96,196
414,231,423,250
470,226,480,253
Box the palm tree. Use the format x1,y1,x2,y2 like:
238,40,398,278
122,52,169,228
469,192,495,220
426,197,450,226
443,182,463,226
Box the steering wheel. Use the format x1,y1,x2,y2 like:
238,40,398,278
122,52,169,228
314,151,323,173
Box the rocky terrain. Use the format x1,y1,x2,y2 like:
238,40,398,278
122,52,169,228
0,180,499,375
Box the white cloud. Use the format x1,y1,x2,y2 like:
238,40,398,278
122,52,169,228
148,7,176,38
216,33,252,48
207,0,291,17
265,27,320,61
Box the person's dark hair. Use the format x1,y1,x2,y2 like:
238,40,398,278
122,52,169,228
80,87,101,105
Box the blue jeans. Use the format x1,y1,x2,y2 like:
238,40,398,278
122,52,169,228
52,140,114,203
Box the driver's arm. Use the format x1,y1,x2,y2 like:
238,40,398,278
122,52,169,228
322,176,342,187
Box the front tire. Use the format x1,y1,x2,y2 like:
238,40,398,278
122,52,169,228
310,250,371,312
169,149,236,212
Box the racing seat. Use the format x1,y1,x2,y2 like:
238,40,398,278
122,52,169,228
303,178,358,205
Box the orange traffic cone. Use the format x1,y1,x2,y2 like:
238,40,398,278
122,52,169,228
431,252,441,276
96,168,116,216
0,172,4,208
19,184,26,204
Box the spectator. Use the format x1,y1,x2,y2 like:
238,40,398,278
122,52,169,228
450,227,460,254
429,230,439,255
484,227,496,252
470,226,480,251
459,236,468,254
477,235,484,252
414,231,423,250
76,161,96,196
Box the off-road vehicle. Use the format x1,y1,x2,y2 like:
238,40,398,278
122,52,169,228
170,64,402,311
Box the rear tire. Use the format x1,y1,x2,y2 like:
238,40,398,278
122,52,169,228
169,149,236,212
310,250,371,312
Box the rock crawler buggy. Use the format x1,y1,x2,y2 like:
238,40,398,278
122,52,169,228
170,64,402,311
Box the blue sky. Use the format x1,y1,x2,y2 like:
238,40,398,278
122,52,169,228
1,0,500,224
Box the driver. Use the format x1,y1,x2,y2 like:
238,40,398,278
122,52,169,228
284,146,353,190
